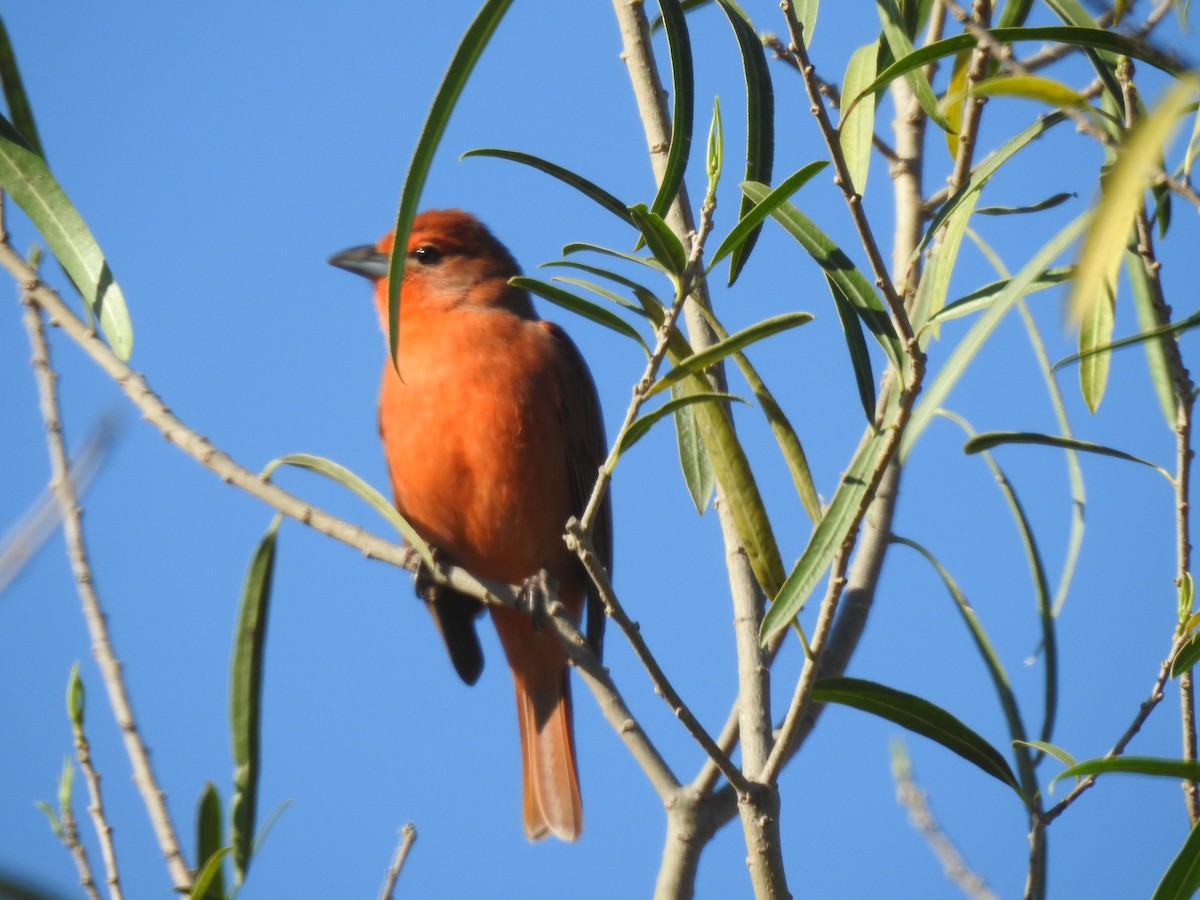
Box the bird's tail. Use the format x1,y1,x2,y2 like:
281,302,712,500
492,607,583,842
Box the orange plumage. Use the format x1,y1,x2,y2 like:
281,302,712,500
330,210,611,841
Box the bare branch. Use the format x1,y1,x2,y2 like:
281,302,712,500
378,822,416,900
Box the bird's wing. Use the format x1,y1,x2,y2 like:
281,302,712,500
539,321,611,660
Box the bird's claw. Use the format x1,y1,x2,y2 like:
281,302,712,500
519,570,557,631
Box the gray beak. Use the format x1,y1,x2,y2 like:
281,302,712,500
328,244,389,280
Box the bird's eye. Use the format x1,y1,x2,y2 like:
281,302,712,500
410,245,443,266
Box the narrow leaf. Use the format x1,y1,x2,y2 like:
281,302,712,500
839,41,878,197
628,203,687,275
461,148,631,223
619,391,747,454
0,17,45,159
1126,243,1177,430
563,241,667,273
716,0,775,283
1013,739,1077,768
1055,755,1200,785
977,192,1075,215
1070,75,1200,324
963,431,1170,477
386,0,515,367
929,266,1071,326
230,516,280,885
262,453,434,568
709,162,828,269
971,74,1090,109
1173,632,1200,678
649,312,813,396
189,848,232,900
672,384,716,514
1079,278,1115,413
513,276,650,352
0,113,132,358
195,783,226,900
812,676,1022,792
875,0,953,132
828,276,876,420
649,0,694,219
1154,815,1200,900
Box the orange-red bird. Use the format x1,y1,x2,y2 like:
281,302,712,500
329,209,611,841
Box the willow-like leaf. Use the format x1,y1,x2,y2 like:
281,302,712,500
189,848,232,900
195,783,226,900
964,431,1171,479
462,148,630,223
0,17,44,158
262,453,433,567
971,74,1090,109
649,312,813,396
839,41,878,197
912,191,977,337
927,266,1071,327
709,162,828,269
386,0,514,367
671,384,716,514
649,0,694,219
514,277,650,353
1069,75,1200,324
1154,816,1200,900
629,204,688,275
1173,631,1200,678
812,677,1023,793
1079,280,1115,413
230,516,279,885
549,275,652,317
563,241,667,273
1054,755,1200,786
1053,308,1200,372
827,276,876,420
541,259,662,304
875,0,952,132
716,0,774,284
619,391,747,454
977,192,1075,215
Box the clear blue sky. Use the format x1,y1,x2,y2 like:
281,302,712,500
1,2,1197,897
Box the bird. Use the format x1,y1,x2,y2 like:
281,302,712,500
329,209,612,842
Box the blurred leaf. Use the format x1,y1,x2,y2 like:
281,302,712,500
912,190,977,338
65,662,83,734
0,17,45,159
995,0,1034,27
262,453,433,568
971,74,1090,109
715,0,774,283
189,848,232,900
514,277,650,353
649,312,813,396
0,113,132,359
541,259,661,306
705,96,722,197
827,274,876,420
628,203,688,275
741,181,903,369
35,800,62,840
1069,75,1199,324
977,192,1075,215
963,431,1170,478
709,162,828,269
649,0,694,220
1054,755,1200,786
875,0,952,131
386,0,514,367
461,148,631,223
549,275,652,317
928,266,1071,326
839,41,878,196
1126,246,1177,430
619,391,747,454
1053,307,1200,372
1042,0,1122,104
793,0,819,44
230,515,279,885
940,48,971,159
1078,279,1115,413
672,384,716,514
1154,815,1200,900
195,782,227,900
904,214,1088,460
1173,631,1200,678
563,241,667,272
812,677,1023,793
56,755,73,815
1183,100,1200,180
763,427,890,637
1013,739,1077,769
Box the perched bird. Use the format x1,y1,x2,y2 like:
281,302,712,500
329,209,611,841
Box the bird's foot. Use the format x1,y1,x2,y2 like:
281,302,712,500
518,569,559,631
413,546,450,605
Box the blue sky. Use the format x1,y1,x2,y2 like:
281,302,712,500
1,2,1198,898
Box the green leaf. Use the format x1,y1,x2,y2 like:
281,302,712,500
195,782,227,900
1055,755,1200,787
970,74,1090,109
649,0,694,220
562,241,667,273
977,192,1075,215
828,275,876,420
904,213,1089,460
56,755,73,818
540,259,661,305
230,516,279,885
875,0,953,132
35,800,62,840
672,383,716,514
65,661,84,734
189,847,232,900
649,312,813,396
928,266,1072,327
628,203,688,275
0,112,132,359
1013,739,1077,769
741,180,903,369
619,391,747,454
715,0,775,284
1154,815,1200,900
513,277,650,353
386,0,515,368
261,453,434,568
839,41,879,196
912,190,978,337
0,17,45,159
709,162,828,269
793,0,819,44
1079,277,1115,413
812,676,1023,792
548,274,652,317
1053,307,1200,372
461,148,631,223
763,427,890,637
1173,631,1200,679
995,0,1034,28
963,431,1170,478
1070,75,1200,325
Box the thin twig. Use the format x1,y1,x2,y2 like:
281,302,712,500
58,798,102,900
20,298,191,890
378,822,416,900
72,714,123,899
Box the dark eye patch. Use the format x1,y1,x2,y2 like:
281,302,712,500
410,245,443,266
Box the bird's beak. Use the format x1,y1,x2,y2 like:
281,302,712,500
328,244,389,280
